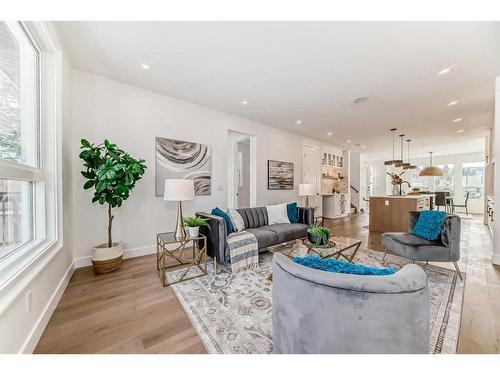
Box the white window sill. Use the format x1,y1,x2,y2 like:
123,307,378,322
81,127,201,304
0,240,62,306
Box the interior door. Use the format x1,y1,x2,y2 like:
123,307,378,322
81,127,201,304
303,145,322,215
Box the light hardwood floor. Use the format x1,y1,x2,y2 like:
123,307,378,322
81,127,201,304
35,213,500,353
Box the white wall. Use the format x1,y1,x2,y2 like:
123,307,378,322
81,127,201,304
493,76,500,265
349,151,361,209
70,70,339,265
369,160,389,197
0,25,74,353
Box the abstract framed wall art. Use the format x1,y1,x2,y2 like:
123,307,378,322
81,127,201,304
267,160,294,190
155,136,212,196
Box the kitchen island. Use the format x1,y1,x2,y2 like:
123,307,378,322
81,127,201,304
369,194,434,232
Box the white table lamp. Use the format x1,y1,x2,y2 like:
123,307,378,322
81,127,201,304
163,179,195,239
299,183,315,207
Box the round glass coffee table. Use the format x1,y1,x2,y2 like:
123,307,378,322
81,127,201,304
268,236,362,262
303,236,362,262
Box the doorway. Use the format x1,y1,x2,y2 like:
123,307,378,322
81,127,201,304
228,130,256,209
235,138,251,208
302,144,322,214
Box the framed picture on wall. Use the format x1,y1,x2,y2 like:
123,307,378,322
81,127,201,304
268,160,294,190
155,136,212,196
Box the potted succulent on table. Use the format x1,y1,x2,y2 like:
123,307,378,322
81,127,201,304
183,215,208,238
307,226,331,246
79,139,147,274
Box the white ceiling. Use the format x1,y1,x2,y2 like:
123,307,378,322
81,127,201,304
56,21,500,161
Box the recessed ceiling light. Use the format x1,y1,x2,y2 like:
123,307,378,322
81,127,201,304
447,100,459,106
296,120,302,125
361,145,366,149
141,64,150,70
346,139,352,143
353,96,369,104
452,118,462,123
456,129,465,133
241,100,248,105
438,67,452,76
327,132,333,136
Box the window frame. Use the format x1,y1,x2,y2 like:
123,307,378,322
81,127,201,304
0,21,63,288
461,161,485,199
434,163,455,194
0,21,43,261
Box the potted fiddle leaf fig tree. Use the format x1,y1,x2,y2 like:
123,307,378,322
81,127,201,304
80,139,147,274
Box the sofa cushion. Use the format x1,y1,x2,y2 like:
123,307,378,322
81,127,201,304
383,232,441,247
227,208,245,232
264,223,308,243
266,203,291,225
287,202,298,223
211,207,234,234
236,207,268,228
381,232,453,262
245,227,279,249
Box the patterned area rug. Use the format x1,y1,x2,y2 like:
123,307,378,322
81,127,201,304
168,249,464,354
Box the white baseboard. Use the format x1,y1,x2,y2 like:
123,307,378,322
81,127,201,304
73,245,156,269
20,261,74,353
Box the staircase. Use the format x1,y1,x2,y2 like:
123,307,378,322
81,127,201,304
350,185,359,214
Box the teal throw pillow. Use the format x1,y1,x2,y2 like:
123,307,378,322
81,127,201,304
287,202,298,223
211,207,234,235
411,210,447,241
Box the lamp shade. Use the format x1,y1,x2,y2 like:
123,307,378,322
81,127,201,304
299,183,315,196
418,151,444,177
419,166,444,177
163,179,195,201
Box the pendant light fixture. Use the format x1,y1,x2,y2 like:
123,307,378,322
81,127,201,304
419,151,444,176
394,134,405,167
384,128,402,166
403,139,416,170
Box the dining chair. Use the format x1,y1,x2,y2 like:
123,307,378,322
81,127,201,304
452,192,470,216
434,192,451,212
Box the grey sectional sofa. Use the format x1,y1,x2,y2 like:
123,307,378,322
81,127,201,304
197,206,314,263
272,252,430,353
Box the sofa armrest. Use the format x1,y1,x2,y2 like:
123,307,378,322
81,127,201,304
297,207,314,226
196,212,229,262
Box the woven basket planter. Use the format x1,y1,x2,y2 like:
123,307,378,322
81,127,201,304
91,256,123,274
91,242,123,274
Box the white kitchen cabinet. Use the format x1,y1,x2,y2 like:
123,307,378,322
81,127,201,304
322,194,351,219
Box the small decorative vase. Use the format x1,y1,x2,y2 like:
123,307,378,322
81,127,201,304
392,185,400,196
187,226,200,238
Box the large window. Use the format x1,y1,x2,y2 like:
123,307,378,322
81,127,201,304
409,165,429,191
462,162,485,199
0,22,40,260
435,164,454,194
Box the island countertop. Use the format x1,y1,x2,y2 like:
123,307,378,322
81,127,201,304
369,194,434,232
369,194,434,199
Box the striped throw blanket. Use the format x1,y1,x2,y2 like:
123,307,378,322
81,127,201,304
227,230,259,273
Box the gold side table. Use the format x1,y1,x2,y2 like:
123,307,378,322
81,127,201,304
156,232,208,287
